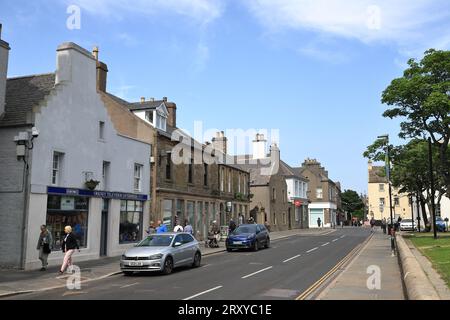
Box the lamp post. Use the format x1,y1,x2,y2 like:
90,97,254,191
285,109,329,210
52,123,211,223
378,134,395,254
428,137,437,240
410,195,415,233
416,191,421,232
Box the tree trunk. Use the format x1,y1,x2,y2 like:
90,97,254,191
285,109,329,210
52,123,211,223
419,195,429,227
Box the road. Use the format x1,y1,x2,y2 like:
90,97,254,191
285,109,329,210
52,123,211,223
7,228,371,300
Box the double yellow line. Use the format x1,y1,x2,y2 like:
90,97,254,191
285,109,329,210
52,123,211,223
295,234,373,300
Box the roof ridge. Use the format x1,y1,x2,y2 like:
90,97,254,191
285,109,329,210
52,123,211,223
7,72,55,81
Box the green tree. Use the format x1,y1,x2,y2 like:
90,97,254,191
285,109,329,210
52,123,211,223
341,190,364,220
364,138,448,227
381,49,450,191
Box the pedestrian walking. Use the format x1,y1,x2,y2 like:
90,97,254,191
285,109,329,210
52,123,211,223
184,219,194,235
370,217,376,233
317,217,322,229
247,216,255,224
238,214,244,225
381,218,387,234
156,220,167,233
228,219,237,233
37,225,53,271
59,226,79,275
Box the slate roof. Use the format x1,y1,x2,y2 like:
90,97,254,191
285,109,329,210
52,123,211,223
0,73,55,127
128,100,165,111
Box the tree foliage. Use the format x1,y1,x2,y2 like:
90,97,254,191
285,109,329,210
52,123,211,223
381,49,450,188
341,190,364,218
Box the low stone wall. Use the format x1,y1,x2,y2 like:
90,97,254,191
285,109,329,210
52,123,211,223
396,235,440,300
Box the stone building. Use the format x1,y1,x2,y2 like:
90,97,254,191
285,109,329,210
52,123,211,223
0,36,153,269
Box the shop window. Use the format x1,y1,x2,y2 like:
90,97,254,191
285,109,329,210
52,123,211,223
163,199,173,230
119,200,143,244
46,195,89,251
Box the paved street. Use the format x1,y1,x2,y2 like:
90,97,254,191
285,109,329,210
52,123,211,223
5,228,371,300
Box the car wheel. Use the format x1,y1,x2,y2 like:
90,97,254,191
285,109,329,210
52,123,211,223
253,240,259,252
123,271,133,276
226,247,232,252
264,238,270,249
162,257,173,275
192,252,201,268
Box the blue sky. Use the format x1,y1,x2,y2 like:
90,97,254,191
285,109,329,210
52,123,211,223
1,0,449,194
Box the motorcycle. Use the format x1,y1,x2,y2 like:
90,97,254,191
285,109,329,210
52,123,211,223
205,231,221,248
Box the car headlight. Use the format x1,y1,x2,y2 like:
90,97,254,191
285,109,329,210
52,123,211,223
121,255,127,260
247,235,255,240
149,254,163,260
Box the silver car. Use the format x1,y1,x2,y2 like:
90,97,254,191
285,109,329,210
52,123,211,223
120,233,201,275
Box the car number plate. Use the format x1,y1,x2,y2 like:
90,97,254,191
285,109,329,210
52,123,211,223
128,261,143,267
233,241,243,245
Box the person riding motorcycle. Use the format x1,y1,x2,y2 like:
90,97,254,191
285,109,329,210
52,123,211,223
206,221,221,248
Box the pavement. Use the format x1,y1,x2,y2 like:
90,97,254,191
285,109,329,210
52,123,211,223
317,228,405,300
0,227,336,298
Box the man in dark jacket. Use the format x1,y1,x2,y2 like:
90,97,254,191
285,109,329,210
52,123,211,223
228,219,237,233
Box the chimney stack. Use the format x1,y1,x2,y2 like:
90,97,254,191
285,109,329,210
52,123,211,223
140,97,146,103
212,131,228,155
0,23,10,117
253,134,267,160
92,47,108,92
166,100,177,127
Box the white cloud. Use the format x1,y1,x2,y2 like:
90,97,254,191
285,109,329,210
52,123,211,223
245,0,450,52
66,0,225,25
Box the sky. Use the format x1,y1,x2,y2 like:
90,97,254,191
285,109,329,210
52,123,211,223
1,0,449,194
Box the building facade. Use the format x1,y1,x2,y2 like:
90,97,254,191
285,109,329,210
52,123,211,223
280,160,309,229
236,135,293,232
128,97,251,240
295,159,340,228
367,161,411,221
0,39,153,269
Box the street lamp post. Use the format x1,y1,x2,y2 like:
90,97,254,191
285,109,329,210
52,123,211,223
416,191,421,233
378,134,395,254
428,137,437,240
410,195,415,233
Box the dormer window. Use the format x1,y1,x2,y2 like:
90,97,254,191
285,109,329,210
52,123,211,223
156,113,167,131
155,104,168,131
145,111,154,124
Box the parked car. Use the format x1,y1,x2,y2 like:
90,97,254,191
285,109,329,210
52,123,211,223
226,224,270,252
435,217,447,232
399,219,417,231
120,233,201,275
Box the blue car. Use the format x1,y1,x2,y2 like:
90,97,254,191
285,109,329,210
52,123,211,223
226,224,270,252
435,217,447,232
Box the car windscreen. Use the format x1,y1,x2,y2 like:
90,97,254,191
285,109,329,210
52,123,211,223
232,225,257,235
402,219,412,223
136,235,174,247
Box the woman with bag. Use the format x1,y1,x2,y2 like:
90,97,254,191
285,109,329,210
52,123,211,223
37,225,53,271
59,225,80,275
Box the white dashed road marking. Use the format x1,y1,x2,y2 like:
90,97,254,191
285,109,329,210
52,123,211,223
283,255,301,263
242,266,273,279
183,286,223,300
306,247,318,253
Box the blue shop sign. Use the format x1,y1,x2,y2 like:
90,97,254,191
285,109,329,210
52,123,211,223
47,186,148,201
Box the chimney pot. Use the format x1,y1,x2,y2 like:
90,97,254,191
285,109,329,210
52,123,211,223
163,97,168,102
92,46,99,60
141,97,145,103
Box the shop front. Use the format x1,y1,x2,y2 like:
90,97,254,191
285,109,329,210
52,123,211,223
24,186,149,270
